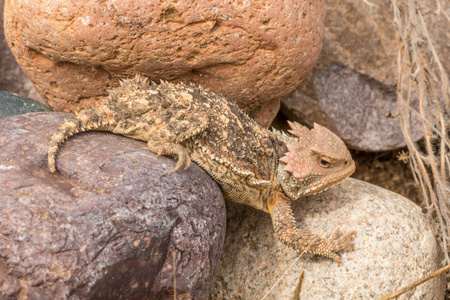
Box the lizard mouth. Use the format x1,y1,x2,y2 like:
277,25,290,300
300,161,355,197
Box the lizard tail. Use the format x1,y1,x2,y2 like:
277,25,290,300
48,108,116,173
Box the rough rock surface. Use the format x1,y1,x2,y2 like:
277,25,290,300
281,0,449,151
0,91,51,119
282,63,423,151
210,178,444,299
0,113,226,299
4,0,324,127
0,0,42,103
318,0,448,87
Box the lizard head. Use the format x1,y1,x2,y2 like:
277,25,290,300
278,121,355,199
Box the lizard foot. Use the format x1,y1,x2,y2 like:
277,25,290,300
310,229,356,265
269,191,356,264
147,140,191,172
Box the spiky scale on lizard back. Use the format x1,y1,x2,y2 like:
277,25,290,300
48,75,357,264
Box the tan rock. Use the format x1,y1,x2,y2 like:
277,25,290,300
210,178,445,299
4,0,325,127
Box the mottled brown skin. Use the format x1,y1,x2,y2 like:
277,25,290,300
48,75,356,263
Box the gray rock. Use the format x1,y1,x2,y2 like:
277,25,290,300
0,0,43,102
317,0,448,88
280,0,450,151
0,91,51,119
281,63,423,151
0,113,225,300
210,178,444,299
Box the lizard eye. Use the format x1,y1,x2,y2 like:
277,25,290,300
319,157,332,168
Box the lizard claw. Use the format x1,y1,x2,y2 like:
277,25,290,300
317,229,357,265
171,149,191,172
148,139,191,172
156,148,164,157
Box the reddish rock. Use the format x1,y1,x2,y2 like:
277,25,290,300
0,113,225,299
4,0,325,127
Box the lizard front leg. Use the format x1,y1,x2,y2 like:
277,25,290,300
267,191,356,264
147,138,191,172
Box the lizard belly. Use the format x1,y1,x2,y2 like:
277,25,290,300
188,146,274,213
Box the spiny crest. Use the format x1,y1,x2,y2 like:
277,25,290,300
284,121,315,151
108,75,158,106
120,74,150,89
280,122,348,175
287,121,312,140
309,123,348,159
280,121,314,174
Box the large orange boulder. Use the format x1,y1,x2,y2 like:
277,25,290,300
4,0,324,127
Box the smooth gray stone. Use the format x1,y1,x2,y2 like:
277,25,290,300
0,91,50,118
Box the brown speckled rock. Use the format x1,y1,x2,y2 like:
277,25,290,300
4,0,324,127
0,113,225,299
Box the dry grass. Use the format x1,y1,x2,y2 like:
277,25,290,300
392,0,450,291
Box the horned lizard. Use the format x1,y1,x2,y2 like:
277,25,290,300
48,75,356,263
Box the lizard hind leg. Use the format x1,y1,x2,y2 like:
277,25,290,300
268,191,356,264
145,112,208,172
147,138,191,172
